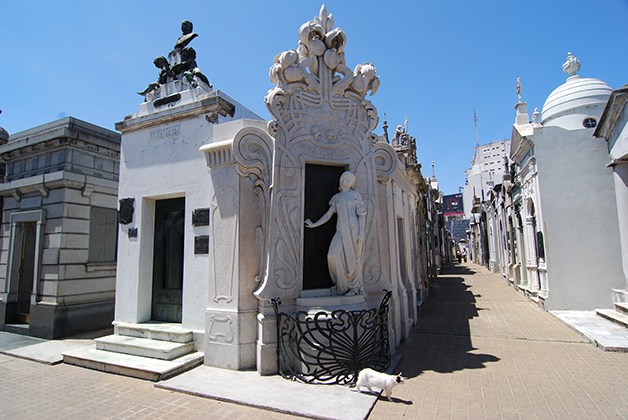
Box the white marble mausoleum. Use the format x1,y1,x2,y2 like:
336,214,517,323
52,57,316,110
65,7,425,379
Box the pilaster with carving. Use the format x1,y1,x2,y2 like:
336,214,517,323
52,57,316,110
249,5,396,303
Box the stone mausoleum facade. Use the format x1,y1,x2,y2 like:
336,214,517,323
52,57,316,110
0,117,121,339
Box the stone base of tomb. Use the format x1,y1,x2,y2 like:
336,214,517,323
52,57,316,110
295,288,367,314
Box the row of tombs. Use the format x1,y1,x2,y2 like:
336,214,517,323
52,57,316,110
0,7,442,381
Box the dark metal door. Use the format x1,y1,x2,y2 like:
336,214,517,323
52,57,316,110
16,222,37,324
152,197,185,322
303,164,345,290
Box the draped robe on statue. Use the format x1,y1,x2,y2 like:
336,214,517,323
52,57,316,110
327,189,366,294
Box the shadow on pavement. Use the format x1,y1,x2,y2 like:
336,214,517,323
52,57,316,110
394,263,499,379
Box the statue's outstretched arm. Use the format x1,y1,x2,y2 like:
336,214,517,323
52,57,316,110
305,206,335,228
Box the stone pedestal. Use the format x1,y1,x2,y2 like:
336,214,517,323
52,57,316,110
295,289,367,313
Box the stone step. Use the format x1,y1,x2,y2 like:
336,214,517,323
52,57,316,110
113,321,193,343
95,335,193,361
62,346,203,382
3,324,30,335
596,309,628,329
615,302,628,315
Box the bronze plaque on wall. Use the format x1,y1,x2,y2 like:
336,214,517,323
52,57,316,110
194,235,209,254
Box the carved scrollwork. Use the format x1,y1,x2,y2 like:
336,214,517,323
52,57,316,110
232,127,274,179
207,314,234,343
232,127,274,287
372,143,399,180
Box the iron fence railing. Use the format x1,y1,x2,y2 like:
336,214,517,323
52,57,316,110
270,290,392,384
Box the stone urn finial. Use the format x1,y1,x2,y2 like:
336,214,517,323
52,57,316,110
562,52,581,77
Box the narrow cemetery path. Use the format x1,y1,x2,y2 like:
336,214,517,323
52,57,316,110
2,262,628,419
368,262,628,420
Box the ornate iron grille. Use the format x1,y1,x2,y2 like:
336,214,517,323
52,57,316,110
270,290,392,385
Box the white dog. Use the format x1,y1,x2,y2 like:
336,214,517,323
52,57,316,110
350,368,405,401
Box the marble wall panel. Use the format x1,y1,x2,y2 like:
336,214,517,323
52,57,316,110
60,219,90,234
65,203,91,219
58,249,89,264
89,192,117,208
63,233,89,249
60,188,90,206
56,277,116,296
40,265,60,280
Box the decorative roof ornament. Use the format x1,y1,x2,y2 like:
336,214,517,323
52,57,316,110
390,119,417,166
516,78,522,103
268,4,380,100
562,52,581,77
265,4,381,149
138,20,212,103
532,108,541,126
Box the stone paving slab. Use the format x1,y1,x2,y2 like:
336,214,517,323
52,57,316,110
0,328,111,364
157,365,379,420
0,331,82,364
4,339,90,364
551,310,628,351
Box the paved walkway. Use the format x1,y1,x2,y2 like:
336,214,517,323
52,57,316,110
369,262,628,419
1,262,628,419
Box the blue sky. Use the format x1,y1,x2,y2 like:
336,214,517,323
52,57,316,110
1,1,627,195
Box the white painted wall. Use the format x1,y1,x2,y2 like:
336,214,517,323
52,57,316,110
534,126,624,309
114,92,261,333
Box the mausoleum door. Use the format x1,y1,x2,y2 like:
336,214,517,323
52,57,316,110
15,222,37,324
151,198,185,323
303,164,345,290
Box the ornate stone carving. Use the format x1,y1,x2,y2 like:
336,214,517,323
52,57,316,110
232,128,274,284
241,5,395,301
207,314,235,343
562,52,581,77
266,5,380,150
373,143,398,179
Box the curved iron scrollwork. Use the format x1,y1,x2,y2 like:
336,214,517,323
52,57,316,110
270,290,392,385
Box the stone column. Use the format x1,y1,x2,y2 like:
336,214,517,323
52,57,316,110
613,162,628,292
525,215,538,291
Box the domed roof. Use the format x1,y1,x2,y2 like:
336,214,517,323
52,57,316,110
541,53,612,127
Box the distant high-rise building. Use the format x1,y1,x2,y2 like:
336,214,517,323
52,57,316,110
462,139,511,218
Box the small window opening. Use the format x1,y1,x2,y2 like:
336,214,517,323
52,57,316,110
583,117,597,129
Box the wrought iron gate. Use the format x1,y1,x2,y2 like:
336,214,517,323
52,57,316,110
270,290,392,385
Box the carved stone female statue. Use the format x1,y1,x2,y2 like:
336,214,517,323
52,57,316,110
305,171,366,295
